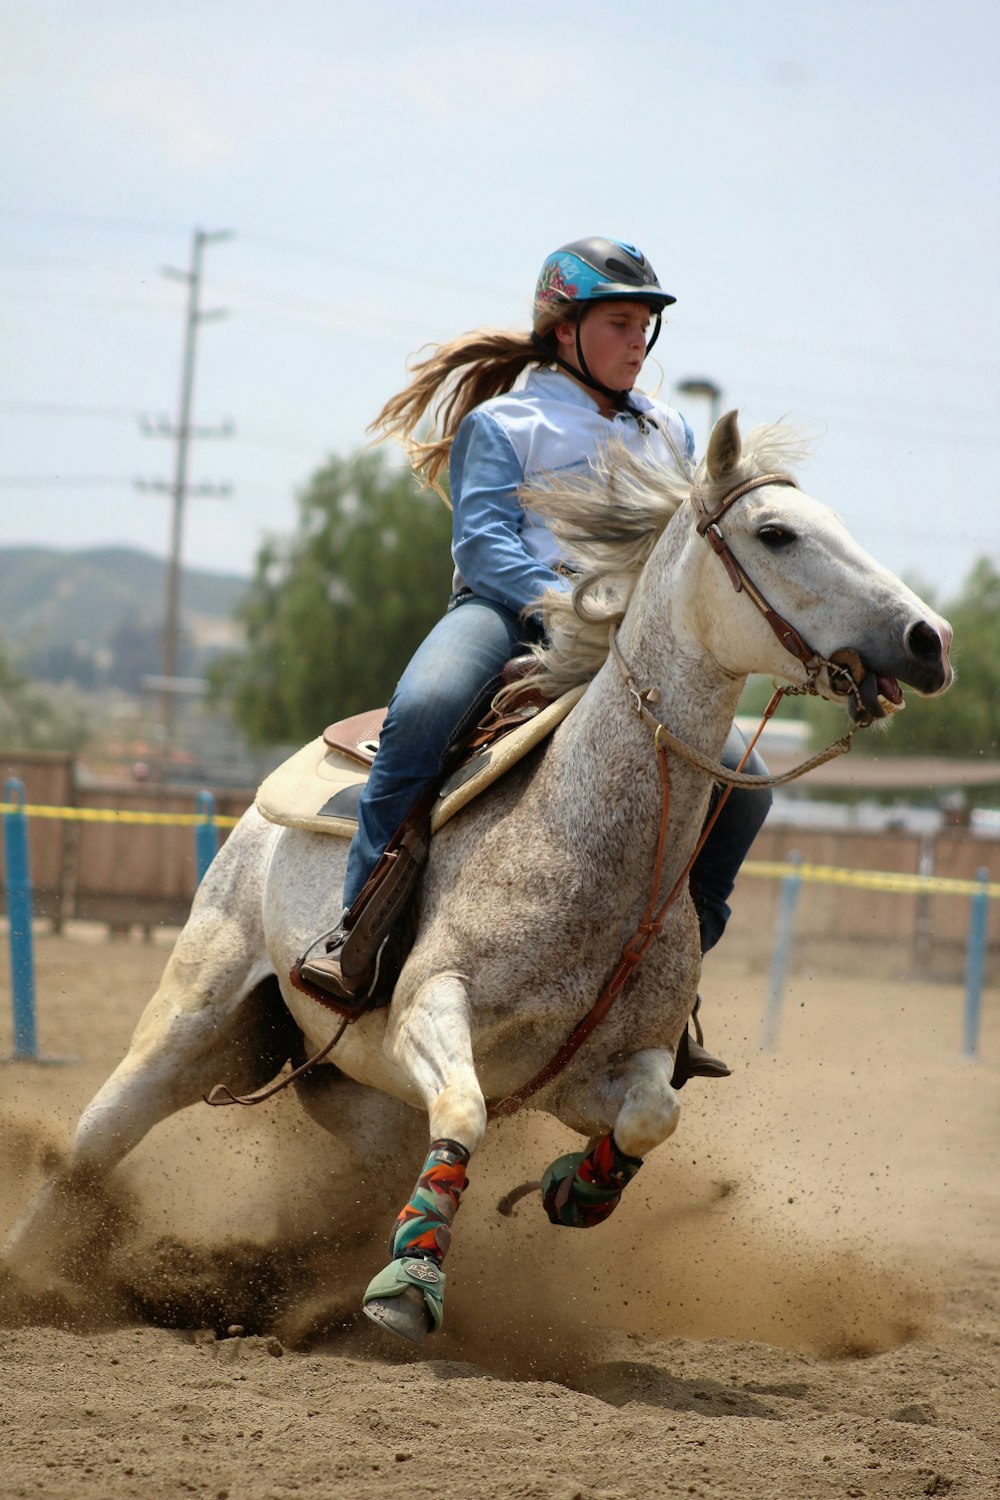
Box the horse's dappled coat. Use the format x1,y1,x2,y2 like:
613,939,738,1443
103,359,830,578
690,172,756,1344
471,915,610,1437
2,413,953,1344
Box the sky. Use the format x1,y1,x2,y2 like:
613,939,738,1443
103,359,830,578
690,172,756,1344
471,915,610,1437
1,0,998,607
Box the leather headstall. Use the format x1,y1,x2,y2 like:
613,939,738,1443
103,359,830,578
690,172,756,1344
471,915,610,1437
695,471,819,672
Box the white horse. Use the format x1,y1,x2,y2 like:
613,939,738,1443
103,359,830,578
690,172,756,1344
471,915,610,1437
5,412,953,1343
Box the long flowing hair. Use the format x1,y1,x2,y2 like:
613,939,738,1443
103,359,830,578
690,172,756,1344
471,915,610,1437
367,313,565,497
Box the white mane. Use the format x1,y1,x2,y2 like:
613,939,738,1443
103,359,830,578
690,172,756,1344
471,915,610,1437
519,422,814,700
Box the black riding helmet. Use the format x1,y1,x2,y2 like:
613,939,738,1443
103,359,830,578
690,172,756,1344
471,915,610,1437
532,237,675,407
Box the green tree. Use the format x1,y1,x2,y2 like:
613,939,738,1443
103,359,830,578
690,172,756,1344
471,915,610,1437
0,637,91,750
212,449,455,745
879,558,1000,758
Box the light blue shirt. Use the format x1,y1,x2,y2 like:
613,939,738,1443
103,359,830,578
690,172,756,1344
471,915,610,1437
449,366,695,616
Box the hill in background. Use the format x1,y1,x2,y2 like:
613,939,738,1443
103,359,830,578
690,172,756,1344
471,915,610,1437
0,545,249,691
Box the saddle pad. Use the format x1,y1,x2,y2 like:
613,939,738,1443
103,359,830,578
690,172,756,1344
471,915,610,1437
255,684,586,839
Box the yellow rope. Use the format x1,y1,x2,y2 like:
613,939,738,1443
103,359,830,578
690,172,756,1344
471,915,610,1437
0,801,242,829
1,803,995,897
742,860,1000,900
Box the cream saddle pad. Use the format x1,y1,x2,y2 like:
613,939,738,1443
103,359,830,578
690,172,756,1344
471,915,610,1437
255,685,585,838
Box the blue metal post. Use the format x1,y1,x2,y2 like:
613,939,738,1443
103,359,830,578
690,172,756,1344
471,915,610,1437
962,867,990,1059
195,790,218,886
2,777,38,1060
762,851,802,1052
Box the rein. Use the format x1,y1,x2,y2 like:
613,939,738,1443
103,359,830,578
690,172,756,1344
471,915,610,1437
488,471,868,1119
489,675,735,1120
609,629,860,789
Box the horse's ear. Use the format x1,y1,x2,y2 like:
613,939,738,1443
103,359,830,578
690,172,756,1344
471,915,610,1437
706,410,742,481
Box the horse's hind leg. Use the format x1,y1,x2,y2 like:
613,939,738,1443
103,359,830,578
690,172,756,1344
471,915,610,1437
70,970,298,1176
4,811,297,1291
361,971,486,1344
542,1048,680,1228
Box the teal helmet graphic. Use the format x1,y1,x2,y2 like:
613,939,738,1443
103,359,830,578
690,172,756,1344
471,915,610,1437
533,237,675,329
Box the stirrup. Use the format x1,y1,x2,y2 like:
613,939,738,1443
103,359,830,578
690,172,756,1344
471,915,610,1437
290,922,380,1020
290,958,374,1021
671,995,731,1088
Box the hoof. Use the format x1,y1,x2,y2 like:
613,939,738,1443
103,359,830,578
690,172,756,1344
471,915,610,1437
363,1285,431,1344
362,1257,446,1342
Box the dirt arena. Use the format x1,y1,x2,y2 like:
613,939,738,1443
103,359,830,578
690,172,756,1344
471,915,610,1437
1,924,997,1500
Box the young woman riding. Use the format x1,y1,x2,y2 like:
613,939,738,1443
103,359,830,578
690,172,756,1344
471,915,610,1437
298,236,771,1080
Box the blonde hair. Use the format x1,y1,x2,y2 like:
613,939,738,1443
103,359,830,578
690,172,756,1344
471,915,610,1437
367,313,566,497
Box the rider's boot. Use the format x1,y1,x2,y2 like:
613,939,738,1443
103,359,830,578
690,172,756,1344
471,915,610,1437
671,995,731,1088
292,788,436,1016
297,913,370,1008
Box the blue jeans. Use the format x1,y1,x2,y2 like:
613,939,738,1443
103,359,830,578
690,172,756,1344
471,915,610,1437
343,593,535,907
343,594,772,950
690,726,772,953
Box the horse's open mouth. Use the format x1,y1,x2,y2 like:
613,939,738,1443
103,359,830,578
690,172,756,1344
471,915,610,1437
828,649,905,723
851,670,905,724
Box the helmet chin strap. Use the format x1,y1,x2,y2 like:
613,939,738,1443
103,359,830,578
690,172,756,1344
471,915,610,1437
546,309,663,411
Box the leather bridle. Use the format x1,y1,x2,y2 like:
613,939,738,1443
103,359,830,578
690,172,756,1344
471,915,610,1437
694,471,875,712
695,471,824,672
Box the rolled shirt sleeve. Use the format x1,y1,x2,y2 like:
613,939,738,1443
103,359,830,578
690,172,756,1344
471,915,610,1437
449,410,568,617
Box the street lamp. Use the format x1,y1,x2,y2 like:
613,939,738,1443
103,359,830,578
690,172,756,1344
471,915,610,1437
676,378,723,448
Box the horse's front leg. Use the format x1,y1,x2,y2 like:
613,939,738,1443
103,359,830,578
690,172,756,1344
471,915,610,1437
543,1048,680,1228
362,971,484,1344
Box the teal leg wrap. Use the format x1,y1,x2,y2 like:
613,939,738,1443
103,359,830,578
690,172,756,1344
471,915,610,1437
390,1137,469,1261
363,1138,469,1337
541,1132,642,1228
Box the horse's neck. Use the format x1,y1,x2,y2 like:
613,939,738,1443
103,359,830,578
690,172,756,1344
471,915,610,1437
613,504,745,757
545,523,746,900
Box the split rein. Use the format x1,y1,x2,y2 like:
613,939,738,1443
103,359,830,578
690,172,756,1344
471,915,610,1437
488,472,869,1118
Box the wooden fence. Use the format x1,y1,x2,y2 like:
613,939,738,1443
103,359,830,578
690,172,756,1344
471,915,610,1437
1,751,250,931
724,824,997,980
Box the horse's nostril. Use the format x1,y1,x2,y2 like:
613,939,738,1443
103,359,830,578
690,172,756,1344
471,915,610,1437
907,620,942,662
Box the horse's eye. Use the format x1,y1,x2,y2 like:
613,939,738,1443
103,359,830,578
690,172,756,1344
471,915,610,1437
758,524,795,550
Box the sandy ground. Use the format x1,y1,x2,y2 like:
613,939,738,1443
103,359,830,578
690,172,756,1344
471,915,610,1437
0,923,997,1500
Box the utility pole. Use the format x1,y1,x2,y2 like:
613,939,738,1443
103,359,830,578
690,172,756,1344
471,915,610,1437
137,227,233,769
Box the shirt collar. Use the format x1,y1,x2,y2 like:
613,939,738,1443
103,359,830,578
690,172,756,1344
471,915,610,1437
524,364,657,416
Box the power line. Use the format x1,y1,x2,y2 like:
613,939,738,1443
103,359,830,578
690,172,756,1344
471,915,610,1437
2,206,995,383
681,319,1000,382
0,475,136,487
0,287,175,315
0,400,152,421
238,229,505,299
210,274,429,331
0,206,188,234
0,253,141,271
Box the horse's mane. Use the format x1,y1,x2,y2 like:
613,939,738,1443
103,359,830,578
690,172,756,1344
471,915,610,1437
518,422,813,700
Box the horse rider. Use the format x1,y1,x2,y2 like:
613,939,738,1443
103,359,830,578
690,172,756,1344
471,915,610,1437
297,236,772,1082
